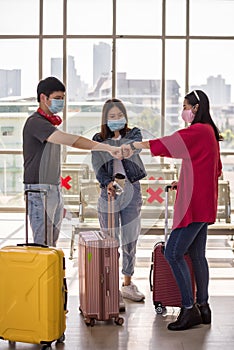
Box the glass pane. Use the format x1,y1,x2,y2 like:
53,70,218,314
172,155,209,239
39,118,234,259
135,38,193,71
67,0,112,34
43,40,64,131
0,102,33,150
189,40,234,151
166,0,186,35
0,0,39,35
67,39,112,137
0,39,39,98
221,154,234,209
43,39,63,80
43,0,63,34
0,38,38,164
0,153,24,209
165,40,186,135
190,0,234,36
116,39,162,139
67,39,112,101
67,102,103,146
117,0,162,35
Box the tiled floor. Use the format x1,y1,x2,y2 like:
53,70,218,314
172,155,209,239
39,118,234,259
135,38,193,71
0,214,234,350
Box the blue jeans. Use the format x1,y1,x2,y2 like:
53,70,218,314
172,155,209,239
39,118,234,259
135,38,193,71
24,184,64,247
98,180,142,276
164,222,209,308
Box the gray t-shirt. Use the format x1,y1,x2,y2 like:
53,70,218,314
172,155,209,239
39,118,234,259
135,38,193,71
23,112,61,185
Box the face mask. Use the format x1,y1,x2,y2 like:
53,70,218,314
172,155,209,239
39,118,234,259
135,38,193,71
47,99,65,114
181,109,195,123
107,117,126,131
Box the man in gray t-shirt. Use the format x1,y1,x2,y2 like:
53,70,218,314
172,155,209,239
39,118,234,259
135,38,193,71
23,113,60,185
23,76,121,246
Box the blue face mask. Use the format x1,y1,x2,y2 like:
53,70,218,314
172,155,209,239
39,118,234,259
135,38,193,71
107,117,126,131
48,99,64,114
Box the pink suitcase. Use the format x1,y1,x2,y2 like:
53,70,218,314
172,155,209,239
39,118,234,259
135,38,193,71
78,195,124,326
149,185,196,314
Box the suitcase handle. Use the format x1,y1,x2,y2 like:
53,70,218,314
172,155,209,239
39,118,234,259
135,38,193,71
63,277,68,312
149,262,153,291
165,184,177,192
17,242,48,248
165,185,172,192
164,186,170,243
108,193,115,238
105,267,110,297
24,189,48,245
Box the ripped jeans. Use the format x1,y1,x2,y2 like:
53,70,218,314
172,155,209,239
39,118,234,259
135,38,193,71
98,180,142,276
24,184,64,247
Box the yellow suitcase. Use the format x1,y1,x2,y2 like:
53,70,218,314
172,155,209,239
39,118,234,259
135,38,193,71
0,190,67,349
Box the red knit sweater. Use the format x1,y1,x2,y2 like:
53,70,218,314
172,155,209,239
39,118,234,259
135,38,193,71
149,123,222,229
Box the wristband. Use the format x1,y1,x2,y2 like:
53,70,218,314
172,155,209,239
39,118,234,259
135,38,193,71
130,142,137,151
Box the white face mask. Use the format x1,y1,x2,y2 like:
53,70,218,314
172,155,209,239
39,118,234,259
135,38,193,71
46,99,65,114
181,109,195,123
107,117,127,131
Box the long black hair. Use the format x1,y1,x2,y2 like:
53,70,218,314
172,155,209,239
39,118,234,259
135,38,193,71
185,90,223,141
99,98,130,140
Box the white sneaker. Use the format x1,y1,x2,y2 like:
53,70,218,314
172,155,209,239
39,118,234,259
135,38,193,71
121,282,145,302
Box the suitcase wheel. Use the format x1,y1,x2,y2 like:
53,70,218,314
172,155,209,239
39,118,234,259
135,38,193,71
8,341,16,348
155,305,163,314
41,345,52,350
154,302,166,315
56,333,65,343
90,319,95,327
114,317,124,326
84,318,95,327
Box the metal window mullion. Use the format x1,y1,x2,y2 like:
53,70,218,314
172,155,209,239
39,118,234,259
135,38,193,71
63,0,67,123
185,0,190,94
62,0,68,161
39,0,43,81
63,0,67,88
1,34,234,40
112,0,117,98
161,0,166,137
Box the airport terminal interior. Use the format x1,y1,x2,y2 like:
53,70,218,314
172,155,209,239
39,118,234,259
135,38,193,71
0,213,233,350
0,1,234,349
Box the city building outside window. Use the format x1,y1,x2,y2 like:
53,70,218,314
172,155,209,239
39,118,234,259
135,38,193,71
0,0,234,210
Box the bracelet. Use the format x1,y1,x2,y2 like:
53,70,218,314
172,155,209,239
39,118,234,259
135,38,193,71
130,142,137,151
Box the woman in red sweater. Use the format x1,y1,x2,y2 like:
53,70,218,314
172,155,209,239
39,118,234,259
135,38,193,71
122,90,222,331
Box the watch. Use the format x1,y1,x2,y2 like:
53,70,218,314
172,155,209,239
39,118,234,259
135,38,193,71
130,142,137,151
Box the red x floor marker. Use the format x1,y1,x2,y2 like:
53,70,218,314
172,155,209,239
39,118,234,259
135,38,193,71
61,175,72,190
146,176,164,204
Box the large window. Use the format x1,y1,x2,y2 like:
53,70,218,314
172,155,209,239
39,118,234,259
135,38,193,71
0,0,234,209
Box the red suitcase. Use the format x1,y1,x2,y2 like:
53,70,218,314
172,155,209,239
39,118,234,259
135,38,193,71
149,185,196,314
78,195,124,326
